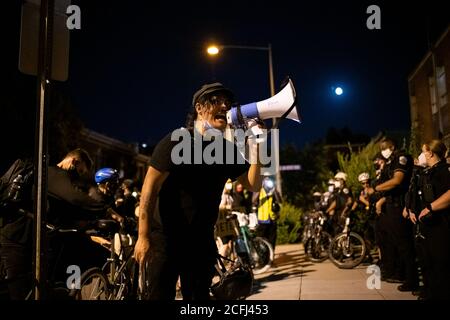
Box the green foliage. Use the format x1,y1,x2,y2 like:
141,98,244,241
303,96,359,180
276,202,303,244
280,143,332,208
336,139,380,193
350,208,371,236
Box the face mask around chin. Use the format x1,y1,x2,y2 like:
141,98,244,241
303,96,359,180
418,153,428,167
381,149,393,159
201,120,224,136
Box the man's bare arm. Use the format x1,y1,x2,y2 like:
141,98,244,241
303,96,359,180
134,166,168,264
238,163,262,192
138,167,169,237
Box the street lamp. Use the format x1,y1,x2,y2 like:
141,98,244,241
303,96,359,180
206,44,282,196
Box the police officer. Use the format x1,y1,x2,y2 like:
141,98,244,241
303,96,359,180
404,156,428,298
327,172,352,235
415,140,450,300
374,137,419,291
371,154,389,278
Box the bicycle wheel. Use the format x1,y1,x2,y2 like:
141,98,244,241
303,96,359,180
249,237,274,275
304,231,332,263
70,267,111,300
102,257,138,300
328,232,367,269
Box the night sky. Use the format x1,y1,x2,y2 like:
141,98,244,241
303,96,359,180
6,0,450,148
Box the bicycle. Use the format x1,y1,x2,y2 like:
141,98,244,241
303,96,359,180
303,210,332,263
224,211,274,275
328,214,367,269
17,220,103,300
70,218,149,300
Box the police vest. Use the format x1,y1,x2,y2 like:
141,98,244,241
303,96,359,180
257,189,278,224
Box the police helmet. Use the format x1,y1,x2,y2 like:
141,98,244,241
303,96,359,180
358,172,370,183
210,265,253,300
334,172,347,181
263,177,275,192
95,168,119,184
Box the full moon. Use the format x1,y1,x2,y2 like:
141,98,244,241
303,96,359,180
335,87,343,95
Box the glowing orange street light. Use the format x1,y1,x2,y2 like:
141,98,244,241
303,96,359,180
205,43,282,196
207,45,220,55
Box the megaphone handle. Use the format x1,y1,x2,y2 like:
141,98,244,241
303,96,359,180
273,98,297,129
235,105,247,131
250,126,263,136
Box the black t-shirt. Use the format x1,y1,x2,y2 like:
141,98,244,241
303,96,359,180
115,194,138,218
150,129,250,242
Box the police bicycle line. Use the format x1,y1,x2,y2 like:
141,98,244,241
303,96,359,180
302,209,369,269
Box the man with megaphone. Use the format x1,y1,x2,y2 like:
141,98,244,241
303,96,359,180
134,82,265,300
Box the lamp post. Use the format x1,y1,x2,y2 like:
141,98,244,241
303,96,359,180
206,44,282,196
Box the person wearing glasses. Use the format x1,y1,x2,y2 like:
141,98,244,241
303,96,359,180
134,82,263,300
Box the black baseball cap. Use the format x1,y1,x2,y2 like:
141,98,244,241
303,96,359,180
192,82,235,107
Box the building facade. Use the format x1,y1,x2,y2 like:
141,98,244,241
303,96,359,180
79,128,150,184
408,25,450,148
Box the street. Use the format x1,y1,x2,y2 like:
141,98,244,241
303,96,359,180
248,243,417,300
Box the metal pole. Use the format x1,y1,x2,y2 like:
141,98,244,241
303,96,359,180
33,0,53,300
268,44,282,197
212,43,283,195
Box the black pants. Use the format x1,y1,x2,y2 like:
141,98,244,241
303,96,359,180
376,211,398,277
257,222,277,250
147,231,217,300
0,236,31,300
414,224,430,294
385,202,418,287
422,215,450,299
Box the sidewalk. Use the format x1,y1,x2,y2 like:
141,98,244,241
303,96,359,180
247,243,417,300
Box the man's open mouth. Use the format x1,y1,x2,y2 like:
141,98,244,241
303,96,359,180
214,114,227,122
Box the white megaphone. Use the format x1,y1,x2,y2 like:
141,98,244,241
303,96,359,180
226,78,300,130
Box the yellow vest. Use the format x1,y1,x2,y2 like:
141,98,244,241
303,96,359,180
257,189,277,223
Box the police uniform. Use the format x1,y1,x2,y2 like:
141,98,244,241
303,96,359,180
405,165,430,296
380,150,419,288
419,160,450,299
